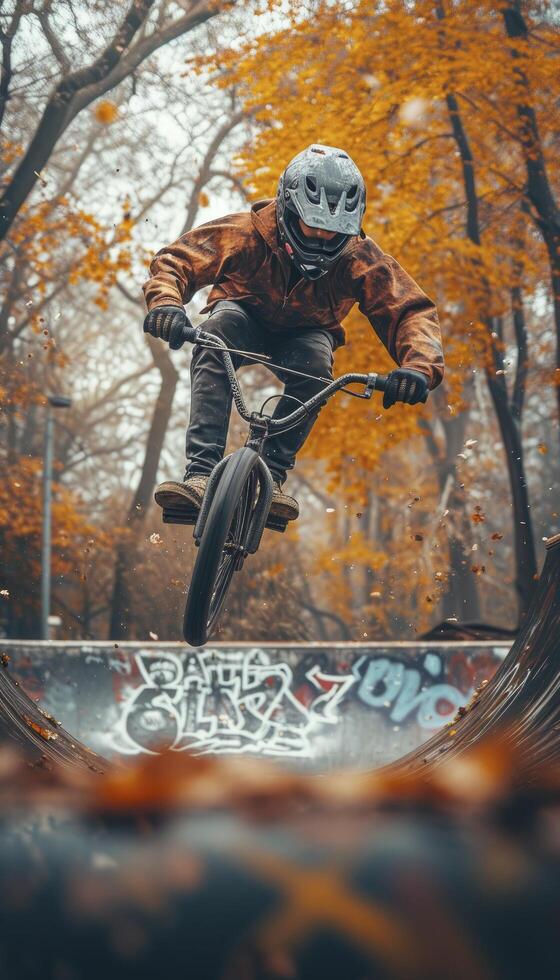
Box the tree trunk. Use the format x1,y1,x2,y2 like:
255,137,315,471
485,364,536,611
109,338,179,638
501,2,560,426
435,2,537,618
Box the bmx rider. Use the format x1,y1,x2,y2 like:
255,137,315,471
143,144,445,523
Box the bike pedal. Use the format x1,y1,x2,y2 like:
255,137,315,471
265,515,288,533
162,506,198,526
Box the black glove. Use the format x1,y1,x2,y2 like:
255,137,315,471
143,305,193,350
383,368,429,409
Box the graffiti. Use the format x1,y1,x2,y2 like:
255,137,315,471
354,651,469,730
4,643,507,761
108,648,356,757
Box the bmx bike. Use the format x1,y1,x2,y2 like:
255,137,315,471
162,321,389,647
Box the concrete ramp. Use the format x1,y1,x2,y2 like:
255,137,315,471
2,532,558,777
394,531,560,777
0,639,506,771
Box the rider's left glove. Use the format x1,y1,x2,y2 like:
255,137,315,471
143,305,192,349
383,368,429,409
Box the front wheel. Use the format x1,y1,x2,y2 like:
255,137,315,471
183,449,258,646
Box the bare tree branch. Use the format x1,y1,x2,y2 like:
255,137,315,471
0,0,240,240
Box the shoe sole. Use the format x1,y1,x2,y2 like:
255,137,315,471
269,501,299,522
156,482,298,522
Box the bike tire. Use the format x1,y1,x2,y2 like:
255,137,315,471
183,448,259,646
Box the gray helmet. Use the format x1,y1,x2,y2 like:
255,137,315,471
276,144,366,280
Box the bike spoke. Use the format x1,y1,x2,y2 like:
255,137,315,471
205,471,256,632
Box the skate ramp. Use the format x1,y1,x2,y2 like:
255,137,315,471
0,532,558,776
0,639,507,772
393,531,560,777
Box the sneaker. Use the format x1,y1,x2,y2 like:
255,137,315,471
269,479,299,522
154,474,208,511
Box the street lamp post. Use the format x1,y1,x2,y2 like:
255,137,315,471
41,395,72,640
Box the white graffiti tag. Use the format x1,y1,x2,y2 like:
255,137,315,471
108,649,356,757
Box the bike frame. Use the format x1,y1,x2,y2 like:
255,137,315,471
185,326,388,552
191,326,387,450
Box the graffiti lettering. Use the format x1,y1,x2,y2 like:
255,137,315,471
353,652,468,730
108,649,356,757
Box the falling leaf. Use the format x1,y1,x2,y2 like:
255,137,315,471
23,715,58,741
0,590,8,598
491,532,503,540
94,100,119,124
471,510,486,524
149,532,163,545
537,443,548,455
149,631,159,641
464,439,478,448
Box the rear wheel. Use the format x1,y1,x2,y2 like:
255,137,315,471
183,449,258,646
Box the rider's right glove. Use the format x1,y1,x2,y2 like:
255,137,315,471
383,368,429,409
143,305,193,350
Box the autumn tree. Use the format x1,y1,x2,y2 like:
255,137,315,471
198,0,559,627
0,0,246,240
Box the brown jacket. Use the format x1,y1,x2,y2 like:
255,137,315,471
143,199,444,388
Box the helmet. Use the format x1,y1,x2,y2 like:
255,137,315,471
276,144,366,280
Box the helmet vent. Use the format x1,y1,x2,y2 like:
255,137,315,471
346,184,359,210
305,175,318,192
311,147,326,154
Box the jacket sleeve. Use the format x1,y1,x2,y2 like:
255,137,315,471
142,216,252,312
347,241,444,389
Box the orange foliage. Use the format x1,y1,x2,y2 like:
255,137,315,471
0,454,112,628
0,373,114,630
191,0,557,634
196,0,554,491
8,196,133,311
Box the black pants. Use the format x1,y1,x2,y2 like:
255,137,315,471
185,301,335,484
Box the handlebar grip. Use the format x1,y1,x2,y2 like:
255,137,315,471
374,373,389,391
169,322,199,350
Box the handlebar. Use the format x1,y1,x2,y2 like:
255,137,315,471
169,322,199,350
173,322,389,431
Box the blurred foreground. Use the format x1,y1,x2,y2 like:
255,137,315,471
0,533,558,978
